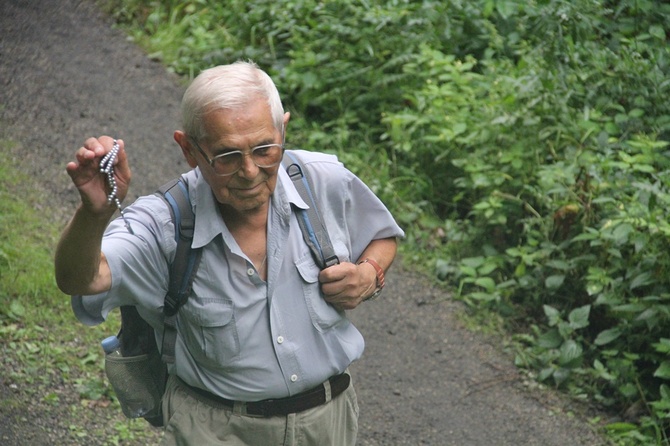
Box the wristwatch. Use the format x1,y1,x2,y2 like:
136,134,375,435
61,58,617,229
357,258,385,301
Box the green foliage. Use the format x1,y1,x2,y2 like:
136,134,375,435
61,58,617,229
99,0,670,442
0,141,158,444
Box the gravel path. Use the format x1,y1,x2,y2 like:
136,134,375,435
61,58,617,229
0,0,608,444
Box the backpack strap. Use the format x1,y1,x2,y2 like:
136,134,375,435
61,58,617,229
155,178,202,364
282,151,340,269
154,153,335,364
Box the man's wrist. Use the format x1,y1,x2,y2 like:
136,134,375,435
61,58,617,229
77,202,117,223
357,258,385,301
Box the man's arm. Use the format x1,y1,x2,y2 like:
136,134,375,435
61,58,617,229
55,205,114,295
319,236,398,310
54,137,130,296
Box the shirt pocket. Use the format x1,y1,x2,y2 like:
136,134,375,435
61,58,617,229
295,254,346,332
178,297,240,367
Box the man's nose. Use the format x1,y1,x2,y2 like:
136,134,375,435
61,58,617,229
237,152,259,178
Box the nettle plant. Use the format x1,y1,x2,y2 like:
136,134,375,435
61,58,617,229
380,2,670,440
513,135,670,442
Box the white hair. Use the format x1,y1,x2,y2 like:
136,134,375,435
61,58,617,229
181,61,284,140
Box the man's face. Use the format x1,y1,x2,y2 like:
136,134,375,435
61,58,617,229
193,101,284,215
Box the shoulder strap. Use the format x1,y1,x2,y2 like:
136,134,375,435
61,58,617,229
282,151,339,269
155,178,202,364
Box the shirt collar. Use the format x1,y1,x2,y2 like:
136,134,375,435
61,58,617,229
189,166,309,249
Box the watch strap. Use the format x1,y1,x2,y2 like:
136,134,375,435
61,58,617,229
357,257,385,300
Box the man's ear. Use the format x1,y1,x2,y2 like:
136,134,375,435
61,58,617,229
282,112,291,133
174,130,198,169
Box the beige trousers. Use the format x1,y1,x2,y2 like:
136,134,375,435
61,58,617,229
160,374,359,446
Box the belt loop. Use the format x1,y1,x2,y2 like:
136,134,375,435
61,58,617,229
323,378,332,403
233,401,247,415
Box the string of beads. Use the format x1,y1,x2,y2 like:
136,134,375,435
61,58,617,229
99,140,134,234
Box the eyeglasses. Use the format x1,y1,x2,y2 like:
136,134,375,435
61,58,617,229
189,138,284,177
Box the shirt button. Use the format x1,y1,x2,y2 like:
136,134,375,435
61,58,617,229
290,374,298,382
277,336,284,344
247,268,255,276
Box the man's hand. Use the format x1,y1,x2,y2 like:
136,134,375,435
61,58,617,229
318,237,398,310
66,136,131,216
55,136,130,296
319,261,378,310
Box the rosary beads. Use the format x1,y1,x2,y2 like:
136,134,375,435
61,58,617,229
99,140,134,234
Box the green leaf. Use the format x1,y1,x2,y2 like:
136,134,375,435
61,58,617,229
594,328,623,346
468,292,498,302
650,399,670,411
538,367,554,382
460,265,477,277
572,232,599,242
495,0,517,19
629,272,654,290
514,262,526,277
435,259,455,280
654,361,670,380
545,275,565,290
452,122,467,135
653,338,670,354
474,277,496,292
478,261,498,276
605,422,638,433
546,260,570,270
586,282,603,296
649,25,666,40
543,305,561,326
593,359,616,381
635,307,658,322
9,300,26,320
461,256,486,268
559,340,583,367
568,305,591,330
619,383,638,398
594,292,621,307
612,223,633,244
632,163,655,173
613,303,647,313
553,367,571,385
660,384,670,400
537,328,563,349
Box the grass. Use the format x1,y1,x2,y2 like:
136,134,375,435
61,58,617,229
0,139,104,383
0,139,160,445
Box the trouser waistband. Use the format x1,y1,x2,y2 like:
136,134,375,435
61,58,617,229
178,373,351,417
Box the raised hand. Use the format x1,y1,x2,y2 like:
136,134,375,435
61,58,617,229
66,136,131,217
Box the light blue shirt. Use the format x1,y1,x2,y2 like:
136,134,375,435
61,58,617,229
73,150,404,401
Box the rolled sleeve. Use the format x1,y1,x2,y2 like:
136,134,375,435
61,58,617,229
296,151,404,261
71,194,176,326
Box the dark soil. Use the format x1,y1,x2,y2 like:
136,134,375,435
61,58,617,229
0,0,611,444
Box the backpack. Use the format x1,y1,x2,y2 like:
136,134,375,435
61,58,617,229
103,150,337,427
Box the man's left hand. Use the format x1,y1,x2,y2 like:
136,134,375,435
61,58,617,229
319,262,377,310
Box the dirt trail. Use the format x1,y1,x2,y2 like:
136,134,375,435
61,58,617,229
0,0,608,444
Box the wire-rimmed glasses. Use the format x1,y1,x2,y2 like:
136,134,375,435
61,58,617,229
190,138,284,177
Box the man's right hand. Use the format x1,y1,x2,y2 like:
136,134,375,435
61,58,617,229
55,136,130,295
66,136,131,215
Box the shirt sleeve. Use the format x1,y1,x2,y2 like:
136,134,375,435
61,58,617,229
298,152,405,262
71,195,176,326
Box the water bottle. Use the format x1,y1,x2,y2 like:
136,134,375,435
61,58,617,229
101,335,122,356
101,335,151,418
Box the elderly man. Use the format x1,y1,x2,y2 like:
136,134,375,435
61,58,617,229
55,61,403,445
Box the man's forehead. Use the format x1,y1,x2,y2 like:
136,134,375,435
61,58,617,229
202,105,276,140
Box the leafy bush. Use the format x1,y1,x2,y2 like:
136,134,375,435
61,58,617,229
0,142,159,444
379,2,670,442
100,0,670,442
